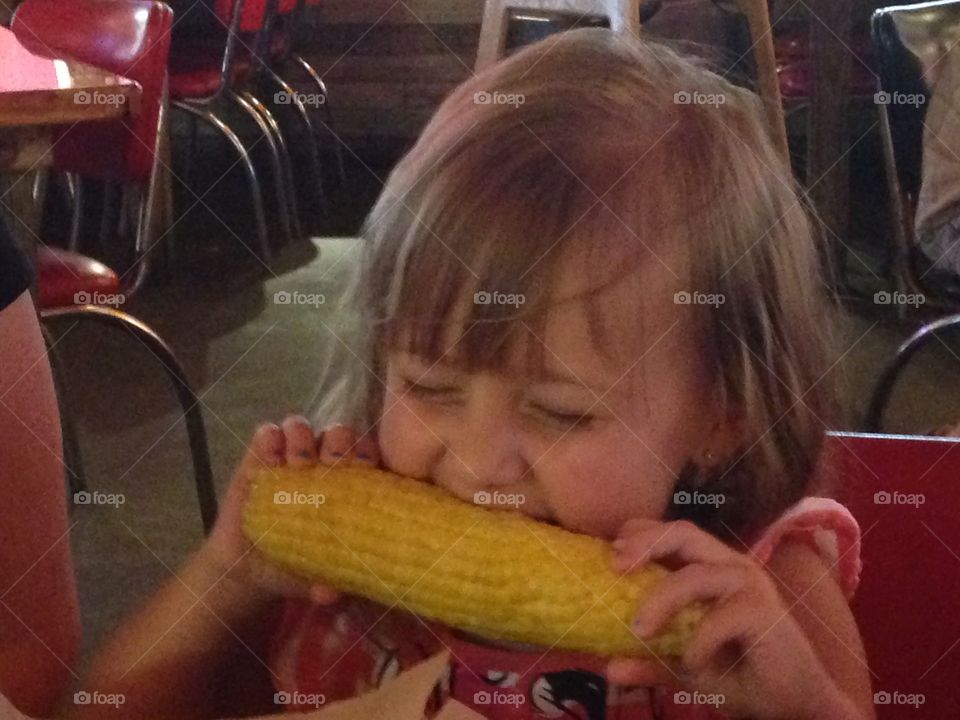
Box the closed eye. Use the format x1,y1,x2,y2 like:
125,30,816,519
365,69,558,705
534,406,595,429
401,379,459,398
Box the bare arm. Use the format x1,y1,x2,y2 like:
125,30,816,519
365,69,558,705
0,291,81,718
766,540,876,720
70,546,281,720
70,418,378,720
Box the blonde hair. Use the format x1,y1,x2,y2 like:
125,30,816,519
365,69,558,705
310,28,843,540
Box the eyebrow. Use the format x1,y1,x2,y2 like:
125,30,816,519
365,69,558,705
532,366,611,393
395,351,619,397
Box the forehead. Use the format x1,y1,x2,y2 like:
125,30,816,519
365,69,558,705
394,237,692,393
538,239,689,385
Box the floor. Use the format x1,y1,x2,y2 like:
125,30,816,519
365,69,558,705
38,106,960,676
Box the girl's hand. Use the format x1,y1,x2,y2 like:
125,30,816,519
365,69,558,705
606,518,839,720
202,417,381,604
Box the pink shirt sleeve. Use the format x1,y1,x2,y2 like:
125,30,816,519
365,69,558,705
748,496,862,601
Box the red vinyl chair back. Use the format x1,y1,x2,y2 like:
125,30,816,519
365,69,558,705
215,0,268,32
11,0,173,183
817,432,960,718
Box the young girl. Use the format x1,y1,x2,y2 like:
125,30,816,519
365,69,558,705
74,28,874,720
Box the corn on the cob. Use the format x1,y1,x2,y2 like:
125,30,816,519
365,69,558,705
243,464,704,659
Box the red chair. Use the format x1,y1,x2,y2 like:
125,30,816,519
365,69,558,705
12,0,173,294
169,0,300,256
10,0,217,533
774,26,877,99
818,432,960,718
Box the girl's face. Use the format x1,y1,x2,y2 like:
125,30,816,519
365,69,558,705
376,248,720,541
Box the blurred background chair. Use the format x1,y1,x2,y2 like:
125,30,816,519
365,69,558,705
821,432,960,719
284,0,348,195
476,0,788,162
476,0,641,72
863,313,960,431
871,0,960,313
168,0,297,260
10,0,217,534
12,0,172,294
250,0,331,229
170,0,346,236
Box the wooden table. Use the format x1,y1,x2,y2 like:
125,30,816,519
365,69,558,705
0,24,141,257
0,25,141,168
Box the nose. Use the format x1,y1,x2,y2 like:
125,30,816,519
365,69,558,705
442,403,530,496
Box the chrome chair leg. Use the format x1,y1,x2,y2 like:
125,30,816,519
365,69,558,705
863,314,960,432
41,305,218,534
172,101,272,262
243,90,303,242
98,182,117,256
229,90,296,246
293,54,347,189
117,184,133,241
259,69,328,217
40,325,87,498
67,173,84,252
124,187,152,296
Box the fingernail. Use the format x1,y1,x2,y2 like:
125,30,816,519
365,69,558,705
612,538,626,551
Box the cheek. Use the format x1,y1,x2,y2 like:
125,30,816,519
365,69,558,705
376,386,438,478
540,433,678,539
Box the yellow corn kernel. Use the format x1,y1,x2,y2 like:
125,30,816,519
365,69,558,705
243,464,704,659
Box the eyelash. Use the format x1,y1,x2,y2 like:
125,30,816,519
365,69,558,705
400,380,595,429
542,410,595,429
402,380,458,399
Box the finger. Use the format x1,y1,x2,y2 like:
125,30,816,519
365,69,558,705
350,434,381,467
275,574,340,606
683,594,761,676
318,425,358,466
614,520,742,573
253,554,340,605
617,517,664,540
606,657,682,687
632,563,748,639
282,416,319,467
242,423,285,472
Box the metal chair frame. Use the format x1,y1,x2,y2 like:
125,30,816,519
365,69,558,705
41,305,218,534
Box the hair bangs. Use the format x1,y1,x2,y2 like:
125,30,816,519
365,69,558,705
376,132,645,379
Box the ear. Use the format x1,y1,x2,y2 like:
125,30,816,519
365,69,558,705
696,403,747,469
